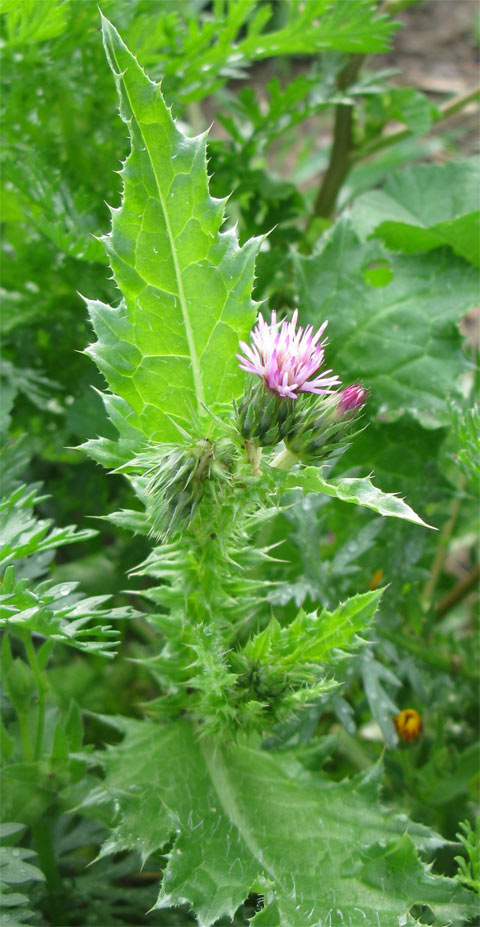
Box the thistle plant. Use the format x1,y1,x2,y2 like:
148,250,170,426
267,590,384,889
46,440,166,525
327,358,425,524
2,4,478,926
67,18,480,923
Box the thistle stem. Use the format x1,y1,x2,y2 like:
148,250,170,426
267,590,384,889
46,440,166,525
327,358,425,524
421,478,465,608
245,439,263,475
18,712,32,762
271,447,299,470
434,564,480,619
308,54,364,224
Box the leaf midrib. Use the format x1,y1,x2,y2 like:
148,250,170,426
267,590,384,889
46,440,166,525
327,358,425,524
108,38,206,411
201,742,286,913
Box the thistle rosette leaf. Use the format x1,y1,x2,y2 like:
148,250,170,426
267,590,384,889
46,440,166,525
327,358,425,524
294,218,478,427
86,16,262,460
80,717,477,927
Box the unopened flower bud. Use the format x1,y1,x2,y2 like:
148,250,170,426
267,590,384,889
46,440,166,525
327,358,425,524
337,384,368,416
126,438,234,539
394,708,423,742
284,385,368,463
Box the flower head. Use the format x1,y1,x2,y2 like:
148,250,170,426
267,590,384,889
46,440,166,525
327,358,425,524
237,310,341,400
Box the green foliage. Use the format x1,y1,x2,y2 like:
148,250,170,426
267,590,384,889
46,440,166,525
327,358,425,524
0,823,45,927
269,464,432,527
351,158,480,266
455,819,480,895
86,15,261,452
0,483,95,573
294,219,478,426
450,403,480,490
0,565,135,658
80,716,477,927
115,0,398,106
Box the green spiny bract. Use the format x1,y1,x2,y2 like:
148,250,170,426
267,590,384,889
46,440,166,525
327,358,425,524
236,378,296,446
119,436,236,540
284,388,367,463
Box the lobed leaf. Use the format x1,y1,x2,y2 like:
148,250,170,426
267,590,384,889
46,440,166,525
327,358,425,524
0,483,96,572
243,589,382,666
350,158,480,266
0,571,136,658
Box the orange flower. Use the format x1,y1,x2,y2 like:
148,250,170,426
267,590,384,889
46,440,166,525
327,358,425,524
394,708,423,742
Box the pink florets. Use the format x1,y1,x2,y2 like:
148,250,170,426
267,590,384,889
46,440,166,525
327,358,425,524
237,310,341,400
338,384,368,413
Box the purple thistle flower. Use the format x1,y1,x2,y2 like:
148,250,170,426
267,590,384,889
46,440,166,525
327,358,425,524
337,384,368,414
237,310,341,400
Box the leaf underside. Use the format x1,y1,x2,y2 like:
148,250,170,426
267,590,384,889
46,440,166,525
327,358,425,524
268,465,432,528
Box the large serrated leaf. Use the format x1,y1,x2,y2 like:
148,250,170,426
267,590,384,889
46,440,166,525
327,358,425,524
86,16,261,447
294,219,478,427
80,717,476,927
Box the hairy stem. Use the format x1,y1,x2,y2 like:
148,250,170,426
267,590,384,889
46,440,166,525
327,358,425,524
271,447,299,470
245,439,263,475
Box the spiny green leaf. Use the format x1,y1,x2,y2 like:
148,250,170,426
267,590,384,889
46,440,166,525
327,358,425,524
243,589,382,666
268,465,432,528
86,15,261,452
294,218,478,427
81,717,476,927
